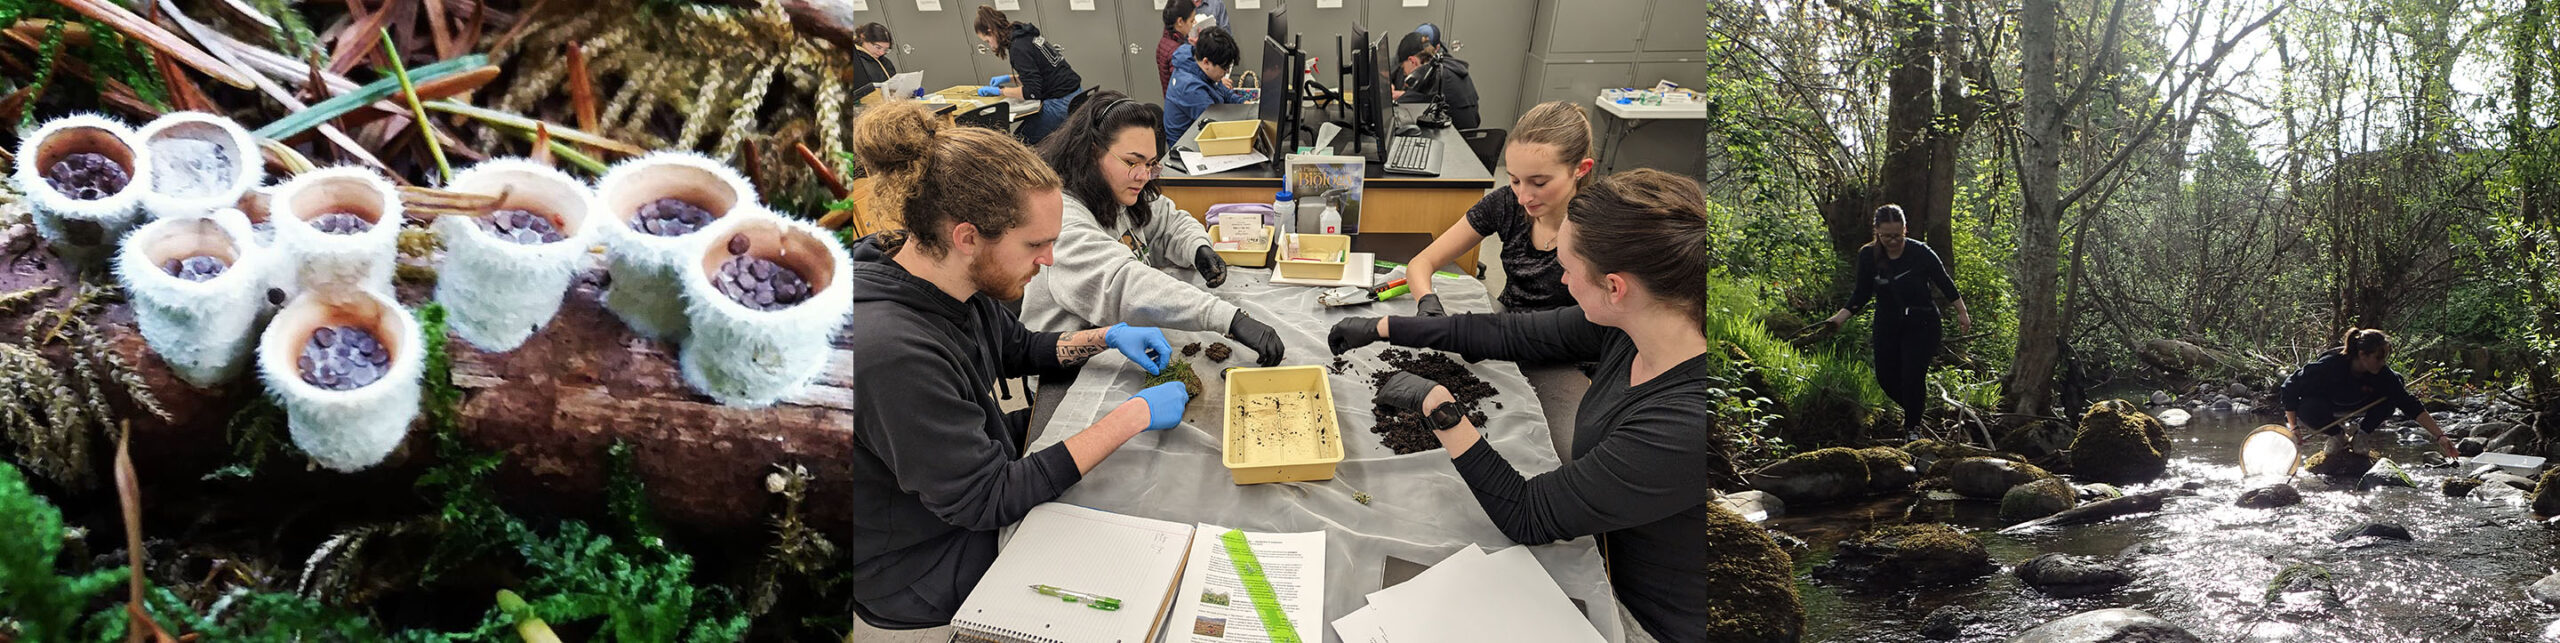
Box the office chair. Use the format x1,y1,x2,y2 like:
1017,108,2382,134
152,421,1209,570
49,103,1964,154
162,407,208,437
1459,128,1506,173
956,101,1010,131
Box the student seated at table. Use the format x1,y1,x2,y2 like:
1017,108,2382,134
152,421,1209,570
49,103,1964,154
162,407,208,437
975,5,1085,143
849,22,901,103
1162,27,1245,149
1330,170,1793,642
1392,30,1481,130
1156,1,1196,90
1402,101,1595,316
845,101,1194,629
1021,91,1286,366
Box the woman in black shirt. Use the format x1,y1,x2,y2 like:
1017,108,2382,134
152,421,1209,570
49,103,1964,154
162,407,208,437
1402,101,1592,314
1823,204,1971,440
1330,170,1801,642
974,5,1086,144
849,23,898,103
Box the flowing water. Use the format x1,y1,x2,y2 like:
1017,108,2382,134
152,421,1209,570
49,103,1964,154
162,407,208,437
1775,410,2560,642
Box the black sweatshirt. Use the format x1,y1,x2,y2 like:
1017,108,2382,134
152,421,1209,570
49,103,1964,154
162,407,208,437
846,236,1081,627
2280,349,2425,424
1386,307,1720,642
1004,23,1082,102
850,49,897,103
1845,239,1961,318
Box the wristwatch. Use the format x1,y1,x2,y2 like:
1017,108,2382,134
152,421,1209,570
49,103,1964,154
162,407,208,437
1426,400,1466,432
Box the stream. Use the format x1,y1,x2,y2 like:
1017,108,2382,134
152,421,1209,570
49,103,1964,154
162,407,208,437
1773,410,2560,642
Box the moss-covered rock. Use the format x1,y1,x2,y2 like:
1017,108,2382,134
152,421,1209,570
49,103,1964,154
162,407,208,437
1745,447,1870,506
1856,446,1918,492
1903,439,2014,476
2535,472,2560,516
2000,477,2079,521
2069,400,2170,484
1693,503,1808,642
1812,523,1996,588
2442,477,2483,498
1999,420,2076,459
2302,448,2375,478
1947,457,2055,499
2235,483,2302,508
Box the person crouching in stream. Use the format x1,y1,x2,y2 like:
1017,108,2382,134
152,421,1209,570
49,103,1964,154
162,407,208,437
2281,328,2457,474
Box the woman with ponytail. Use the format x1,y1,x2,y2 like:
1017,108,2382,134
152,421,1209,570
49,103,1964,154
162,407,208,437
1823,204,1971,440
2279,327,2456,468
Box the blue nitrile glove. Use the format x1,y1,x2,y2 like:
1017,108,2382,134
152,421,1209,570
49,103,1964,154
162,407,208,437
991,74,1014,85
1103,323,1173,374
1130,382,1190,431
912,88,927,98
976,85,1002,97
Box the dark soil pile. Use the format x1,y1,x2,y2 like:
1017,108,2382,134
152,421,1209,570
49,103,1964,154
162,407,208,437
1182,342,1203,357
1368,349,1494,455
1204,342,1232,362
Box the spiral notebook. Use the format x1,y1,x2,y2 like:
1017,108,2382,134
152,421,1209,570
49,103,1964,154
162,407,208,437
950,504,1196,643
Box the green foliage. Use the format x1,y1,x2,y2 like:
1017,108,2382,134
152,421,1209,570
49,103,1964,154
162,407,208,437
87,587,382,642
250,0,322,57
0,461,125,641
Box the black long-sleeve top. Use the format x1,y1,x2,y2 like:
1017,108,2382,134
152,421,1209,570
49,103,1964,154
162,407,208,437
2280,349,2425,422
1845,239,1962,317
850,49,897,103
1384,307,1721,641
1003,23,1082,102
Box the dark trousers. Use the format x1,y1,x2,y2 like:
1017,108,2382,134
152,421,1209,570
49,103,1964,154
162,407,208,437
1872,310,1941,429
2298,396,2390,437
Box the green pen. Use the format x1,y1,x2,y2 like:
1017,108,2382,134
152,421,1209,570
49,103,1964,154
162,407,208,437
1029,584,1122,611
1370,259,1466,279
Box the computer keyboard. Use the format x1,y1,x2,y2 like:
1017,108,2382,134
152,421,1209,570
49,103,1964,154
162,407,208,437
1386,136,1439,176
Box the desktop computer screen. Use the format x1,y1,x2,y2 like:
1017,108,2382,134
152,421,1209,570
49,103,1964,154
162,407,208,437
1256,7,1291,132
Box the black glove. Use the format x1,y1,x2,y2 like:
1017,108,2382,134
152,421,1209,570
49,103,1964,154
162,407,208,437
1328,317,1385,355
1376,372,1441,413
1195,246,1229,289
1415,293,1445,317
1228,311,1285,366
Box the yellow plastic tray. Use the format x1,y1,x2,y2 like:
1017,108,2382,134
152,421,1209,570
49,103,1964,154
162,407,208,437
1222,365,1344,484
1210,225,1275,268
1197,120,1262,157
1275,234,1353,280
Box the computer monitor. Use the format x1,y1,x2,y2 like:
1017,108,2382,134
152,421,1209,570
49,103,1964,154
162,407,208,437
1367,36,1399,151
1256,7,1291,129
1346,22,1374,153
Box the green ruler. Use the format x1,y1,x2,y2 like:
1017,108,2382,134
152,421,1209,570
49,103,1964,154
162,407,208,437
1218,529,1303,643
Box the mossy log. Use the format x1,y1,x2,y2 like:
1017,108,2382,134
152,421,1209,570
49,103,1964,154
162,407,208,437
0,248,854,542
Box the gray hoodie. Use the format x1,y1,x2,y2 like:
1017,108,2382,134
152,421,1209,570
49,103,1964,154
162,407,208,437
1020,192,1238,334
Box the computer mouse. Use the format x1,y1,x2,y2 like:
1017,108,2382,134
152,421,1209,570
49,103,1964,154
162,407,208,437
1395,125,1423,137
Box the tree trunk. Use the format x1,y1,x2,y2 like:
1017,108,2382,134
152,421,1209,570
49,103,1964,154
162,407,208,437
2007,0,2065,416
0,249,858,544
1881,0,1941,245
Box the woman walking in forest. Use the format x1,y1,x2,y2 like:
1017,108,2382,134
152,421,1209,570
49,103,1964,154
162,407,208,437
1824,204,1972,440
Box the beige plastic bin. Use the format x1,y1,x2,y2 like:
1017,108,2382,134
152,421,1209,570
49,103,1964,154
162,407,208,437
1222,365,1344,484
1275,234,1352,280
1210,225,1275,268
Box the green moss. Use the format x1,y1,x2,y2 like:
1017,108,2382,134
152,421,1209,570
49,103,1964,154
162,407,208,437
1775,447,1871,483
2265,563,2332,602
2069,400,2169,483
1694,503,1806,642
1142,359,1204,401
1855,446,1917,491
1999,477,2079,521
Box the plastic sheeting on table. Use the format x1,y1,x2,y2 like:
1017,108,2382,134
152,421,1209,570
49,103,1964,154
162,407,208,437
1027,266,1625,643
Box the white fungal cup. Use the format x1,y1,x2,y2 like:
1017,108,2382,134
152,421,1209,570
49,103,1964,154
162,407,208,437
136,112,261,221
271,167,401,298
593,151,755,342
13,113,152,271
677,211,853,408
256,289,424,473
113,210,273,388
432,158,599,352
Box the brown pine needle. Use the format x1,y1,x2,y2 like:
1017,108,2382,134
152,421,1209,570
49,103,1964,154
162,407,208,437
794,143,850,199
567,42,598,156
52,0,254,89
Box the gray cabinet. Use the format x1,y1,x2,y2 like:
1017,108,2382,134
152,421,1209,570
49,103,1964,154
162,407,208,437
1446,0,1535,128
1364,0,1447,55
1031,0,1127,102
1521,55,1633,108
1532,0,1647,55
1632,59,1702,90
1118,0,1177,104
1638,0,1704,55
874,0,983,93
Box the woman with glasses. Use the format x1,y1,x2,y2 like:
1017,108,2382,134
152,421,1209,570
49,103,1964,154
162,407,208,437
849,23,900,102
1020,90,1286,366
1822,204,1971,440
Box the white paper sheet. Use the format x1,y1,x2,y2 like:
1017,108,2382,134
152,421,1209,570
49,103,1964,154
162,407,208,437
853,0,867,10
1165,526,1326,643
1237,0,1261,8
994,0,1018,8
916,0,940,11
1402,0,1428,6
877,71,923,101
1071,0,1095,10
1178,150,1269,176
1316,0,1340,8
1155,0,1170,9
1362,547,1604,643
957,504,1195,643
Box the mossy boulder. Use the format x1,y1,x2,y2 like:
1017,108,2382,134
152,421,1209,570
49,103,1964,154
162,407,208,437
2535,472,2560,516
2014,553,2133,598
2234,483,2302,508
2068,400,2171,484
1693,503,1808,642
1812,523,1996,588
2000,477,2079,521
2356,457,2416,491
2442,477,2483,498
1903,439,2013,475
1948,457,2055,499
1745,447,1870,506
1856,446,1918,492
1999,420,2076,459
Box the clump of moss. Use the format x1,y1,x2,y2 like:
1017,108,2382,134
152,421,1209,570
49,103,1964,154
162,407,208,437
1693,503,1806,642
1902,438,2015,475
2264,562,2333,602
1814,523,1996,588
2000,477,2079,521
1142,359,1204,401
1855,446,1917,492
1745,446,1870,505
2069,400,2170,483
2442,477,2483,498
2534,472,2560,516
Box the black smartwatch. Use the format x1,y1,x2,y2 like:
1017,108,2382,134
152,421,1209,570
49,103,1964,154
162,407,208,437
1426,401,1466,432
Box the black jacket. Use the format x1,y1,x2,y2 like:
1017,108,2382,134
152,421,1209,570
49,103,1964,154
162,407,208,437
2280,349,2424,422
1388,307,1727,641
1845,240,1961,319
1005,23,1082,102
851,49,898,102
847,235,1081,627
1396,56,1480,129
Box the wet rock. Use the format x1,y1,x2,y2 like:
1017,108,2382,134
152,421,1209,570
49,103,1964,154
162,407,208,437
2302,449,2374,478
1715,490,1786,522
1813,523,1996,589
2004,608,2201,643
2235,483,2302,508
2263,563,2342,618
2000,421,2076,459
1950,457,2056,499
2001,478,2079,521
2530,573,2560,605
2148,390,2173,406
1697,503,1808,641
2015,553,2133,598
2440,477,2482,498
2227,382,2252,397
2076,483,2125,501
1746,447,1869,506
2536,472,2560,516
2483,472,2540,491
2357,458,2417,491
2328,521,2412,542
2229,400,2253,414
1904,439,2015,476
2156,408,2191,427
1764,528,1811,563
1920,605,1969,640
2069,400,2171,484
2002,489,2186,533
1857,446,1919,493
